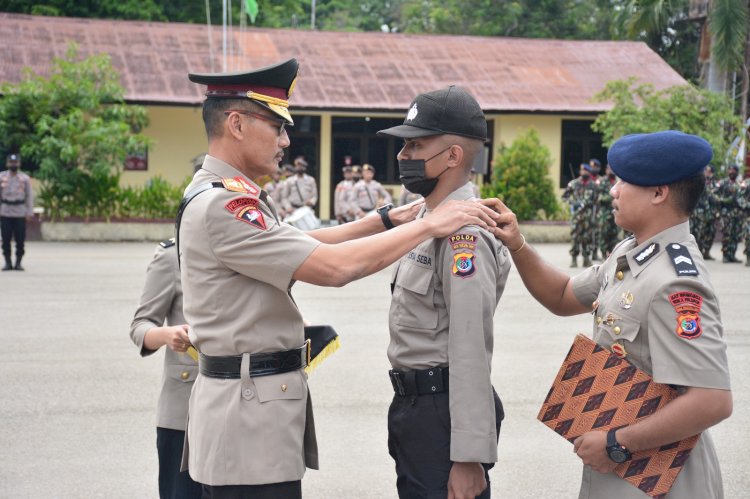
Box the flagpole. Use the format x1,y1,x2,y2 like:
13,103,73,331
311,0,316,29
205,0,214,72
222,0,227,72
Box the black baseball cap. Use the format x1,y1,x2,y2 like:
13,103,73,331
377,86,487,141
6,153,20,163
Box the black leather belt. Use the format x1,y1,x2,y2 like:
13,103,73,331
389,367,449,396
1,199,25,205
200,342,309,378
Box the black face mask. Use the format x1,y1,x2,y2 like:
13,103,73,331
728,172,737,181
398,145,452,197
581,173,590,180
8,166,19,172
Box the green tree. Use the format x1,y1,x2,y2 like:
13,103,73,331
591,78,741,164
0,45,150,220
483,128,561,221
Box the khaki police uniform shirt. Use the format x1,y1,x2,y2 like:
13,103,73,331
0,171,33,218
180,156,321,486
129,240,197,431
388,182,511,463
282,173,318,211
571,221,730,499
352,179,392,212
333,179,354,217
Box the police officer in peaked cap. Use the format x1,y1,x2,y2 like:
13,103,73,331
178,59,501,497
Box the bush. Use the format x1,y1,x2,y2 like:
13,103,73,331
482,128,561,221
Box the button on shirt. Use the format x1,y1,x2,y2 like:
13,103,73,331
570,221,730,499
388,182,511,463
179,155,321,486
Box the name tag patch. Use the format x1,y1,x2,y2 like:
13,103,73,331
406,250,432,268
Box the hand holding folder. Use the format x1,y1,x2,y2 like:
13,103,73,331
537,334,699,498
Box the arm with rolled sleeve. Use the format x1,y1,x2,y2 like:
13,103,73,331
129,245,179,357
440,228,502,463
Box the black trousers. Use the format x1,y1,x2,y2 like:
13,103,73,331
388,389,504,499
201,481,302,499
156,427,202,499
1,216,25,258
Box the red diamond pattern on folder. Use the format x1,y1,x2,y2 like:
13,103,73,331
537,334,700,498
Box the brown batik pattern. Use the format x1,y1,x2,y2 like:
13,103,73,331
538,334,700,498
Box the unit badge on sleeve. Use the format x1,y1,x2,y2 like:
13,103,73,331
452,252,476,278
668,291,703,340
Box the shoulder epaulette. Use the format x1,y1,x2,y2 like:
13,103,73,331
665,243,699,277
159,237,176,248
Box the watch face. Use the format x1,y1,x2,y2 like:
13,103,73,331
609,449,628,463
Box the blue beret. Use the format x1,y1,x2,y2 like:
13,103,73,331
607,131,712,186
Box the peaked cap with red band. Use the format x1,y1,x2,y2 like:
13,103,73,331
188,58,299,125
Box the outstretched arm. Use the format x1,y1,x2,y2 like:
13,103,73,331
481,198,588,316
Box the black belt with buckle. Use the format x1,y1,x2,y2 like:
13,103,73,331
389,367,449,396
1,199,25,205
200,341,309,378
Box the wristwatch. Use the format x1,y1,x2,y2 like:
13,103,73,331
377,203,395,230
606,428,632,463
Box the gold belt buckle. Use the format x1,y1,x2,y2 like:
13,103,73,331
305,338,311,367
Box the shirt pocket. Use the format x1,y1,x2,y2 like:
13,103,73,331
597,313,640,351
254,370,306,402
394,263,438,330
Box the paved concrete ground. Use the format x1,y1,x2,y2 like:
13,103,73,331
0,241,747,498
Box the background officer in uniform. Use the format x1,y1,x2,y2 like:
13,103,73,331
714,164,743,263
333,165,354,224
377,85,508,499
180,58,500,498
352,163,392,218
562,162,599,268
489,130,732,499
689,165,719,260
738,171,750,266
129,238,201,499
596,164,619,259
281,154,318,216
0,153,34,271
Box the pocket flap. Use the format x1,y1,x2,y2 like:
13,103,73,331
166,363,198,383
395,263,433,296
598,313,640,343
255,370,305,402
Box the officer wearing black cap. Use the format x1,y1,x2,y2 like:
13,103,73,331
377,85,509,498
489,130,732,498
179,60,499,497
1,153,34,271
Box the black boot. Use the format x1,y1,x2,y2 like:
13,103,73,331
583,255,593,267
14,256,23,271
2,256,11,271
570,256,578,268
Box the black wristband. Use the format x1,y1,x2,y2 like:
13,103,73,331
377,203,395,230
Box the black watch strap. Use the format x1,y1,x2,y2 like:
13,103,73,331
378,204,395,230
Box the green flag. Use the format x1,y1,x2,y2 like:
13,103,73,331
245,0,259,24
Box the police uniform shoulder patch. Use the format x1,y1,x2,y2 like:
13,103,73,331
665,243,699,277
225,196,259,213
159,237,176,248
222,176,260,196
448,232,477,252
634,242,659,265
668,291,703,340
236,205,266,230
452,252,476,278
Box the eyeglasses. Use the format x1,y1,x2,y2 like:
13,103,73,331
224,109,288,136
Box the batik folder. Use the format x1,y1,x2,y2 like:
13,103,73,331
537,334,699,498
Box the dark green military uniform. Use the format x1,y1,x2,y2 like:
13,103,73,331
714,168,742,262
596,173,619,258
738,178,750,266
562,173,599,267
689,173,719,259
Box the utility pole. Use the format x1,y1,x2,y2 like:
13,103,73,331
311,0,316,29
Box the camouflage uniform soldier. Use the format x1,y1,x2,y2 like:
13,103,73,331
714,164,743,263
562,163,599,267
738,173,750,266
596,164,619,258
689,165,719,260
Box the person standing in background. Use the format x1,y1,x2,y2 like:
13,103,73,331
714,164,743,263
129,238,201,499
0,153,34,271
